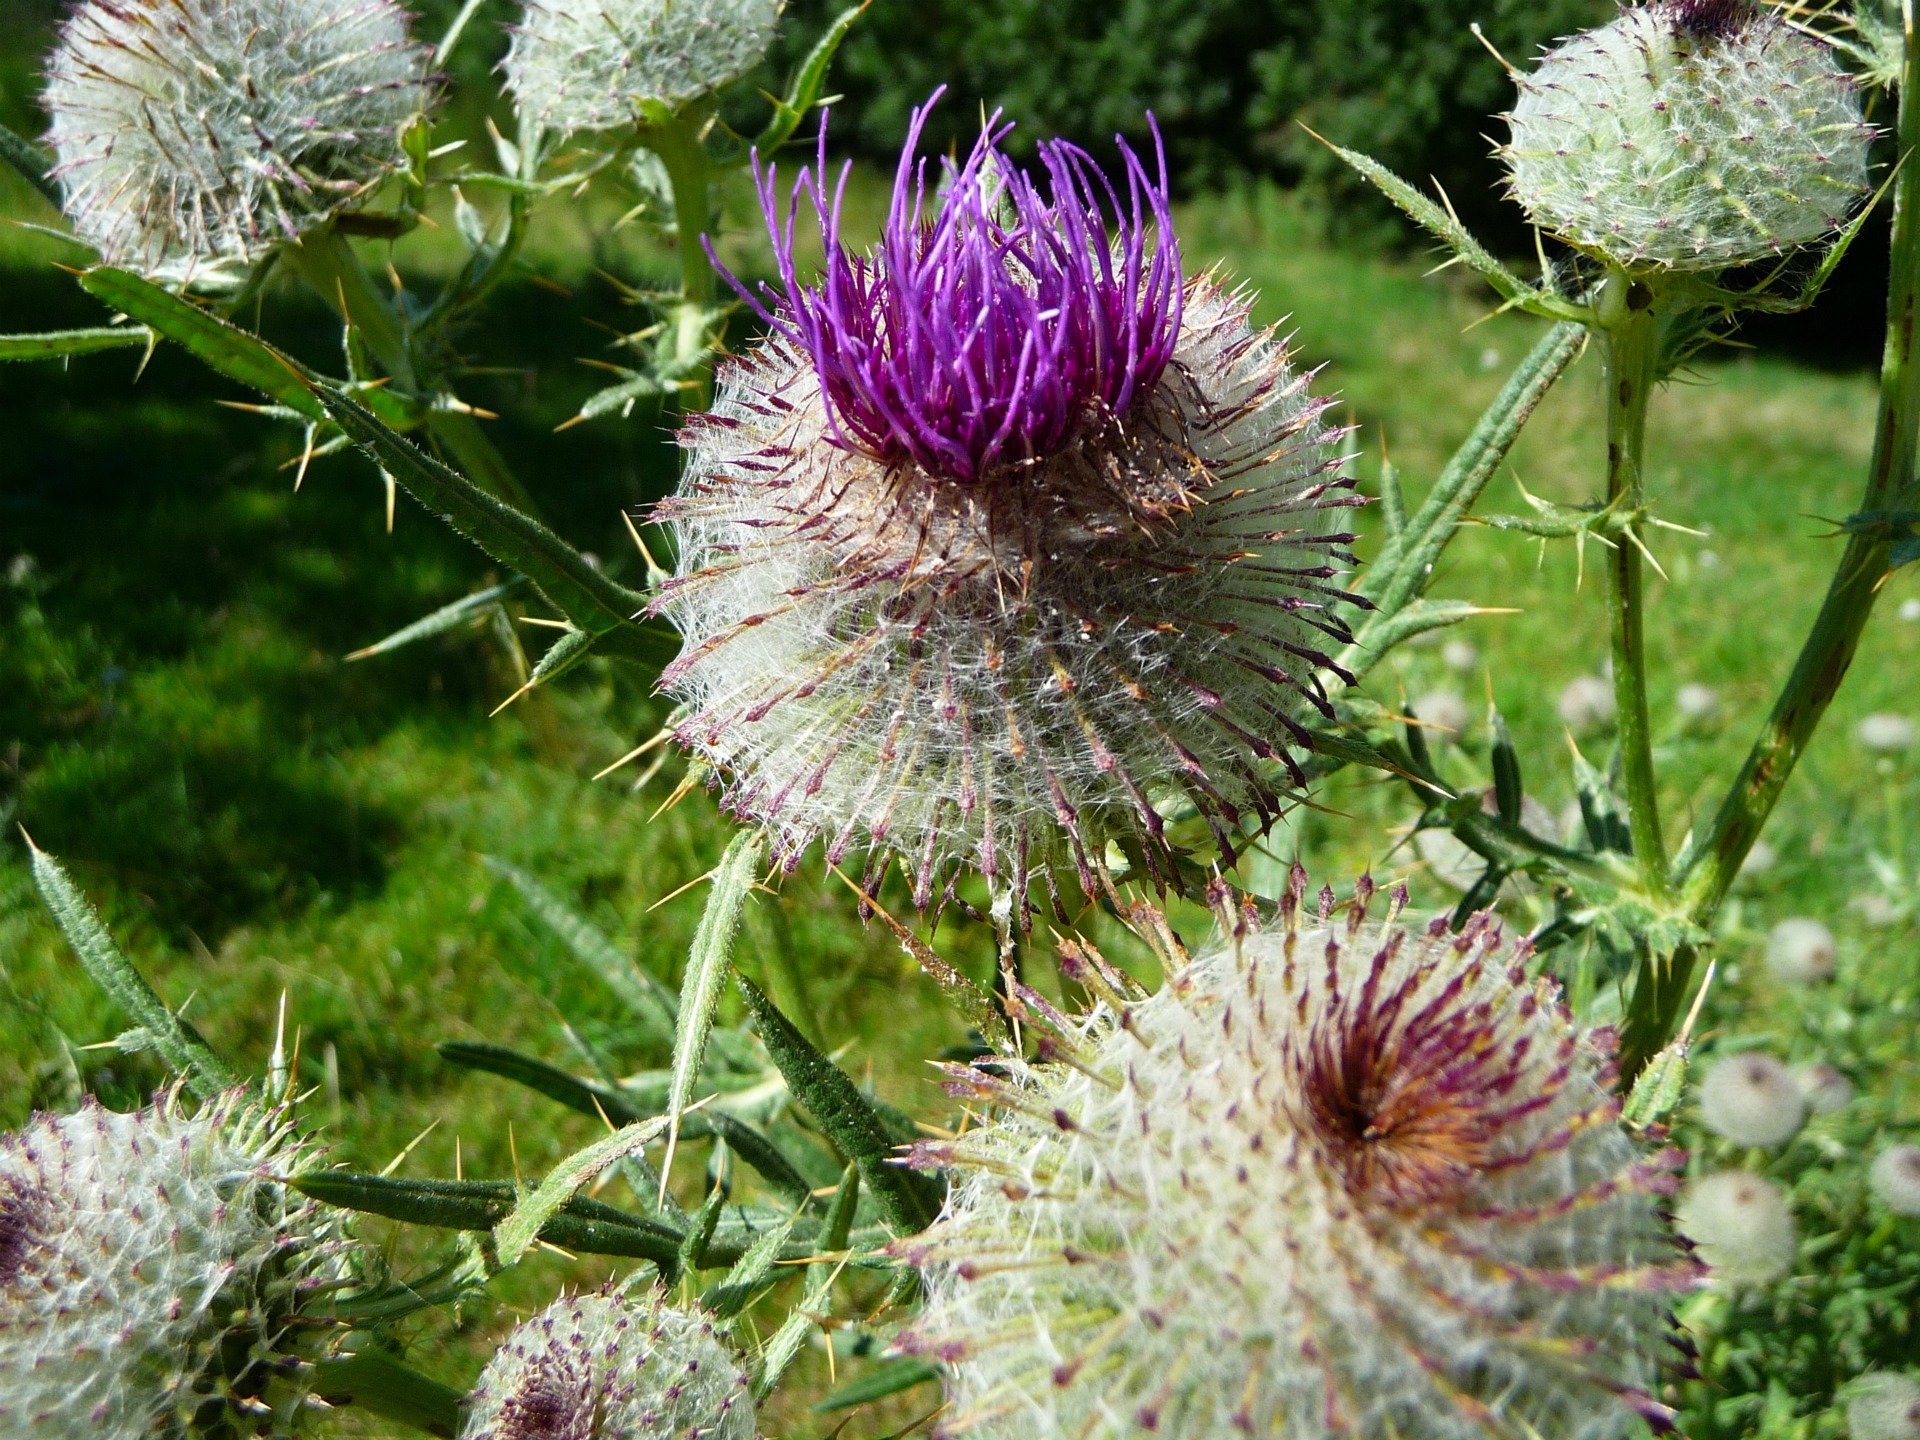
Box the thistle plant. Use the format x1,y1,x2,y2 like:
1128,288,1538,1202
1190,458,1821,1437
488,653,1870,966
654,99,1357,909
42,0,433,285
461,1288,754,1440
899,873,1695,1439
1503,0,1873,271
1697,1052,1807,1146
0,1089,349,1436
1675,1170,1798,1285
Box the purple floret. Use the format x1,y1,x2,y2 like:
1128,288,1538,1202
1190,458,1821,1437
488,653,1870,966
718,89,1183,484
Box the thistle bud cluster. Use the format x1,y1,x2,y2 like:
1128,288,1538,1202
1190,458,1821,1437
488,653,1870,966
897,874,1695,1439
1503,0,1873,272
42,0,433,283
461,1287,754,1440
505,0,781,138
0,1090,348,1437
655,100,1358,914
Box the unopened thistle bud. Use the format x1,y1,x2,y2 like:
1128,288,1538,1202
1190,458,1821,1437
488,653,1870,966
898,876,1695,1439
1503,0,1873,272
1698,1052,1806,1147
1848,1373,1920,1440
1676,1169,1797,1283
42,0,432,283
1869,1145,1920,1216
654,98,1358,912
461,1288,754,1440
505,0,781,138
0,1090,348,1437
1765,916,1837,984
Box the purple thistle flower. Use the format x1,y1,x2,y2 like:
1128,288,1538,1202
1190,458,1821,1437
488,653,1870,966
728,89,1183,482
654,95,1359,918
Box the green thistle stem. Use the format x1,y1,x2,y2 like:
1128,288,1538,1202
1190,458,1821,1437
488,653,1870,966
1621,6,1920,1078
644,110,719,411
1597,268,1670,899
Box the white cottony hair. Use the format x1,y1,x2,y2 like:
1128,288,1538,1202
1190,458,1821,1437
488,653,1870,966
42,0,432,284
505,0,781,137
654,276,1357,913
1503,1,1872,272
0,1089,348,1437
897,878,1695,1440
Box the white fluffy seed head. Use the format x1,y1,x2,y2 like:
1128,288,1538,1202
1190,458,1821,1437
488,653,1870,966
1441,639,1479,672
1675,1170,1796,1284
1765,916,1837,984
1848,1373,1920,1440
898,877,1696,1440
1558,674,1617,731
1697,1052,1807,1146
505,0,781,138
655,276,1356,915
1789,1060,1853,1114
461,1287,754,1440
1503,0,1873,272
42,0,432,285
0,1090,349,1437
1857,712,1918,753
1869,1145,1920,1216
1675,682,1720,723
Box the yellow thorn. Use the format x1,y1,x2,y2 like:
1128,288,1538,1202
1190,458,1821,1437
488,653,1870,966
1470,21,1521,76
383,471,396,534
646,866,715,913
379,1117,440,1177
592,729,671,781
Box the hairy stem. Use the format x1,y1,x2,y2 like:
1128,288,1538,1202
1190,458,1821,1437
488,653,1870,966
1621,6,1920,1077
1596,269,1670,899
644,111,720,410
285,227,417,390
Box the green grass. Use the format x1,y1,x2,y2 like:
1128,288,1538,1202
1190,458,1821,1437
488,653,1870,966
3,172,1917,1434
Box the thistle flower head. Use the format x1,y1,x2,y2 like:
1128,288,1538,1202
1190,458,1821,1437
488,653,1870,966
1848,1373,1920,1440
461,1287,753,1440
1675,1170,1797,1284
897,874,1696,1439
1790,1059,1853,1114
42,0,432,284
505,0,781,138
1697,1052,1806,1146
654,98,1358,914
1765,917,1837,983
1869,1145,1920,1216
0,1089,348,1437
1502,0,1873,272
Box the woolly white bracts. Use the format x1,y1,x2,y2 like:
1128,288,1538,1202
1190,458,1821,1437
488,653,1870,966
654,277,1356,912
505,0,780,137
896,875,1696,1440
0,1089,348,1437
42,0,432,283
1503,0,1873,272
1675,1170,1796,1284
460,1287,754,1440
1697,1052,1806,1147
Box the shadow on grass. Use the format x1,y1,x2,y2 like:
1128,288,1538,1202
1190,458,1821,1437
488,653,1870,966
1,259,682,941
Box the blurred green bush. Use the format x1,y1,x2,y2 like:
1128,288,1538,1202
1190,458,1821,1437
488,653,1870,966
775,0,1609,236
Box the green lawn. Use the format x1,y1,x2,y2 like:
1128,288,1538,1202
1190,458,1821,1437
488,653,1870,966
3,173,1916,1433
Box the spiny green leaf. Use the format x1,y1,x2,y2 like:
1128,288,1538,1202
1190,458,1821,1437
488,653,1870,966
0,327,152,363
755,4,866,155
310,1349,465,1439
664,832,766,1181
437,1040,815,1204
756,1166,860,1401
701,1208,801,1318
308,381,677,668
736,974,938,1234
345,578,527,661
26,840,238,1099
480,855,678,1044
814,1359,942,1412
1490,710,1524,827
78,267,328,421
494,1115,671,1267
